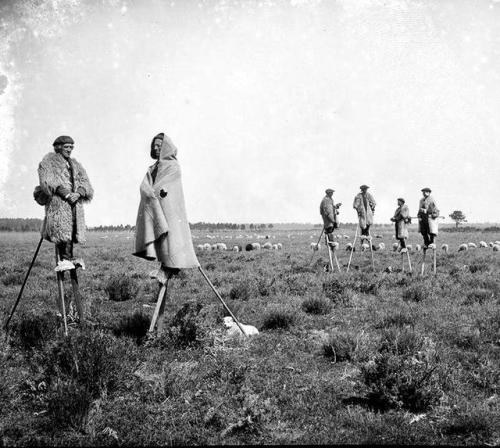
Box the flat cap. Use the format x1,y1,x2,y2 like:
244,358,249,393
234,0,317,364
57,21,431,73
53,135,74,146
421,187,432,193
360,184,369,190
325,188,334,194
397,197,405,203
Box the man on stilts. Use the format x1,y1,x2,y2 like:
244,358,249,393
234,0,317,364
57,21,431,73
319,188,341,272
352,184,376,270
391,197,412,272
36,135,93,328
133,133,247,336
417,187,439,274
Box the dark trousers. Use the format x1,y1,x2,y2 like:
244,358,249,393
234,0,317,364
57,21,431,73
361,225,371,236
419,217,435,247
325,226,335,243
398,238,407,249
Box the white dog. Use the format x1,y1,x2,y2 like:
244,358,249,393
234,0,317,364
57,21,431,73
223,316,259,337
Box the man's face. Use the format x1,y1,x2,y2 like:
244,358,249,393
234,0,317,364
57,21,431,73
327,191,333,198
423,191,430,198
59,143,74,159
153,138,163,159
398,200,403,207
361,188,368,194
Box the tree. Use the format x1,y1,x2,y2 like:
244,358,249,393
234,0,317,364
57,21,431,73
268,224,274,228
240,224,246,230
449,210,467,228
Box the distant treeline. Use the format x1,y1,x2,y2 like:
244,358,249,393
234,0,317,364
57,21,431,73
89,225,134,232
190,222,273,230
0,218,43,232
441,226,500,233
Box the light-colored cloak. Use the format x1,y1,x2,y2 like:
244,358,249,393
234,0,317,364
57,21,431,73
392,204,410,240
353,192,376,229
319,195,339,229
38,152,93,244
418,195,439,235
133,135,199,269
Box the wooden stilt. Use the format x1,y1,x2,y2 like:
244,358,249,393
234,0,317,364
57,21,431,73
401,251,405,273
333,248,341,272
420,249,427,276
325,236,335,273
406,250,412,273
69,270,84,322
55,248,68,336
149,284,167,333
368,231,375,271
432,248,437,274
346,226,359,273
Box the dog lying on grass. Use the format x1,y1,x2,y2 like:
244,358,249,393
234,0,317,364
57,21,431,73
223,316,259,338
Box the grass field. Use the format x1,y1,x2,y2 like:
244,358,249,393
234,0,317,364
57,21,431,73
1,226,499,445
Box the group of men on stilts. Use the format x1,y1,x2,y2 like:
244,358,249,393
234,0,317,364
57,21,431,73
319,185,440,274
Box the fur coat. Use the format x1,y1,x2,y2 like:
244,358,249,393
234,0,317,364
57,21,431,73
418,195,439,235
353,192,376,229
319,195,339,229
38,152,93,244
133,135,199,269
392,204,410,239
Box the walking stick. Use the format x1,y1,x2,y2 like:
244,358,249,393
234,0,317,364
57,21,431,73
198,266,248,337
309,228,324,265
346,226,359,273
4,236,44,334
401,251,405,273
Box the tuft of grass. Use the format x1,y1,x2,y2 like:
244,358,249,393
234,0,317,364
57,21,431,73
463,289,494,305
2,272,24,286
402,282,434,302
261,305,296,330
113,311,150,344
301,296,332,315
9,311,60,351
322,332,356,362
375,308,417,329
229,279,256,301
105,274,139,301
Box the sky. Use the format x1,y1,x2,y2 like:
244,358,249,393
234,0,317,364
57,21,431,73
1,0,499,226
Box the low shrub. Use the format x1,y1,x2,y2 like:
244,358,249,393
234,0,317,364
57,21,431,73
9,311,60,351
282,273,309,295
261,305,296,330
463,289,494,305
229,279,256,301
361,329,442,412
2,272,24,286
322,332,356,362
443,408,495,441
113,311,150,344
301,296,332,315
402,282,434,302
166,303,217,348
105,274,139,302
322,276,350,299
375,308,416,329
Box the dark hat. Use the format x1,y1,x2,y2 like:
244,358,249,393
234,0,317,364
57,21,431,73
421,187,432,193
52,135,74,146
360,184,369,190
325,188,334,194
397,197,405,203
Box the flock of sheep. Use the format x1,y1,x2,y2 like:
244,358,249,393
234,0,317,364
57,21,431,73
196,242,283,252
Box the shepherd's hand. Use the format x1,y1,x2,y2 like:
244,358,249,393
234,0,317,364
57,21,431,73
67,193,80,204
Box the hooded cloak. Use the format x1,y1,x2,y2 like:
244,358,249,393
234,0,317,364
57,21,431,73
133,134,199,269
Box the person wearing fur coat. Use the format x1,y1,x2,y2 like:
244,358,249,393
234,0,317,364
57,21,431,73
391,198,410,250
320,188,341,246
35,135,93,271
353,185,376,242
417,187,439,249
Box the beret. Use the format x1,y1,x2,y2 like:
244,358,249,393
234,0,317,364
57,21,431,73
397,197,405,203
360,184,369,190
325,188,334,194
53,135,74,146
421,187,432,193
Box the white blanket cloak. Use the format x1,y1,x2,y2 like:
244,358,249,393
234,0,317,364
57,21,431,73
133,135,199,269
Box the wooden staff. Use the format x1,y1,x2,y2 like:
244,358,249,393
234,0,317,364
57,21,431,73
4,236,44,334
325,235,335,273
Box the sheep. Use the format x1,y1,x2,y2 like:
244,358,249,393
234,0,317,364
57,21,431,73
493,244,500,252
203,243,212,251
196,244,204,251
223,316,259,338
232,245,240,252
216,243,227,251
310,242,321,251
479,241,488,248
272,244,278,250
211,244,218,251
377,242,385,251
489,242,494,247
415,244,422,252
406,244,412,252
245,243,254,251
345,243,355,252
375,234,383,239
361,243,370,252
329,242,340,250
392,242,399,252
277,243,283,250
262,242,273,250
251,242,261,250
458,243,468,252
343,235,350,239
468,242,477,249
441,244,449,252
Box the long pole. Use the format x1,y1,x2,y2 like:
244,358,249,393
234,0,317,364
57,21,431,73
4,236,44,333
309,228,324,265
346,226,359,273
368,229,375,271
325,236,335,273
198,266,248,337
